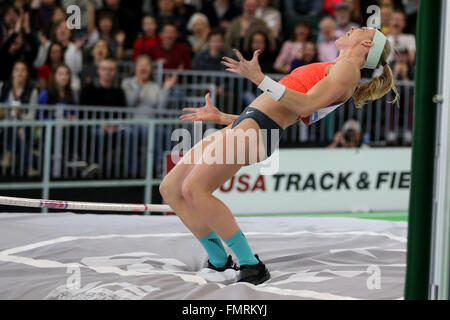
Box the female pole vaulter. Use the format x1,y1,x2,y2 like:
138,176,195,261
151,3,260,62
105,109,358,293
160,27,399,285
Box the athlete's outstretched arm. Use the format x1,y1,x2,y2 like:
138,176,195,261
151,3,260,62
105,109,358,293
222,50,360,117
179,93,239,125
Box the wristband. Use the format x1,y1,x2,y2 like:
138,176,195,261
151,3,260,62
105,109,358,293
257,76,286,101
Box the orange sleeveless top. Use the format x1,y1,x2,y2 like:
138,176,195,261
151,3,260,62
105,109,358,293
278,61,348,125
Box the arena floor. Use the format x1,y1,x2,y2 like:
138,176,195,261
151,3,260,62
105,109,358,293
0,213,406,300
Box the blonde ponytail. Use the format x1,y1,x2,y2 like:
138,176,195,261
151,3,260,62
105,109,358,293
353,39,400,108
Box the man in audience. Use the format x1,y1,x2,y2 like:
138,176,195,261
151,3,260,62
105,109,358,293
146,23,192,69
154,0,188,39
317,16,344,62
327,119,366,149
224,0,268,50
193,29,228,70
334,2,360,34
79,59,126,108
387,10,416,64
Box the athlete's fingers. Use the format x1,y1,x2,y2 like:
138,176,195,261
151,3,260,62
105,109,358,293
222,56,239,64
221,61,237,69
233,49,245,61
225,68,239,74
182,107,199,113
205,92,214,106
179,114,199,121
252,49,262,61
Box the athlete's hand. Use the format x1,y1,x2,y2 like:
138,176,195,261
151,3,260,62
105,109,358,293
179,93,223,124
221,49,265,85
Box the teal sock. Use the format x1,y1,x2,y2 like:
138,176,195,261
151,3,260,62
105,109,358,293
198,231,228,268
224,230,259,266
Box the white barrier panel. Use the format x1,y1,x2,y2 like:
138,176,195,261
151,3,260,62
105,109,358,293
212,148,411,214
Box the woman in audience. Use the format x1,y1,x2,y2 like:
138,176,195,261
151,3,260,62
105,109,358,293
243,30,277,74
34,19,82,91
187,13,211,54
0,61,38,108
273,20,312,74
85,11,125,61
36,42,64,89
132,15,160,61
0,61,38,171
121,55,177,115
38,64,77,109
290,41,318,71
80,39,110,87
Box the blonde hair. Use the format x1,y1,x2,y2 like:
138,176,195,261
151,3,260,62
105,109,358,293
353,39,399,108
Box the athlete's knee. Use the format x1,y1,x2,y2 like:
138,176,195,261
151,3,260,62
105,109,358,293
159,177,182,204
181,178,206,208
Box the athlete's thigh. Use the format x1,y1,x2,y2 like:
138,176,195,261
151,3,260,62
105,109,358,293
163,124,232,186
183,119,265,193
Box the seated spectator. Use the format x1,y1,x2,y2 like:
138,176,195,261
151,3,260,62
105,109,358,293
38,64,77,107
121,55,177,114
225,0,268,51
255,0,282,37
391,45,414,81
0,12,39,82
387,10,415,64
0,5,20,45
85,11,125,61
274,20,312,74
0,60,38,108
48,6,68,34
201,0,241,30
79,58,127,177
317,16,344,62
243,31,276,73
193,29,228,71
327,119,366,149
37,63,77,121
34,20,82,90
0,61,38,171
290,41,318,71
36,42,64,90
80,39,110,87
146,23,192,69
154,0,188,39
79,59,126,108
241,30,276,105
187,13,210,54
334,2,360,34
99,0,139,48
132,15,160,61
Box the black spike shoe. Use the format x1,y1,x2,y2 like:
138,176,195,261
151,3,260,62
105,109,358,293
207,255,238,271
237,254,270,285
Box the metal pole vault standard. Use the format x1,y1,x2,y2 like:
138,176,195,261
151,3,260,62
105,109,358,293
404,0,442,300
0,196,172,213
429,0,450,300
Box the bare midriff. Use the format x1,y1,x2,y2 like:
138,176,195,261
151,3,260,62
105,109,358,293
248,61,338,129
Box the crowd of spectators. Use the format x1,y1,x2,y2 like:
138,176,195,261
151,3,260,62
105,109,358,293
0,0,418,173
0,0,417,108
